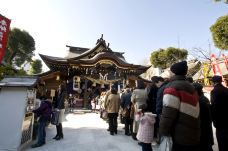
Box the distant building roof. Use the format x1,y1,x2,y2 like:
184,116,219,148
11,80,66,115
0,76,38,87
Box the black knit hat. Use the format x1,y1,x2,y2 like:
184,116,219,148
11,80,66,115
211,75,222,83
170,61,188,75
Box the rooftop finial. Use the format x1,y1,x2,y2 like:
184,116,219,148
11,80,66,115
107,43,110,48
101,34,103,39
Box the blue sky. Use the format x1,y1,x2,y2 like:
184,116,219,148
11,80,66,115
0,0,227,70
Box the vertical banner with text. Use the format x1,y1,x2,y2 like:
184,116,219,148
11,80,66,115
0,14,11,64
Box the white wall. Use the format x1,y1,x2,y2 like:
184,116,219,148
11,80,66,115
0,87,27,151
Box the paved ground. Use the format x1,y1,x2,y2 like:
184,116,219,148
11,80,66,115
26,111,156,151
26,110,218,151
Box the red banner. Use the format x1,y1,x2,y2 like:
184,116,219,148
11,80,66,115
0,14,11,64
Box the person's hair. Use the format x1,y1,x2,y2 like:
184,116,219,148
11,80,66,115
111,88,117,94
193,83,203,96
151,76,164,84
157,77,164,82
136,80,145,89
39,95,47,100
151,76,159,83
139,104,148,115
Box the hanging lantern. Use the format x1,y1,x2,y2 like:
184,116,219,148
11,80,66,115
101,84,105,88
76,76,81,82
56,75,60,81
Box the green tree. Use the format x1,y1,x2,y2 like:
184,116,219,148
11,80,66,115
150,47,188,69
0,65,27,80
4,28,35,67
210,15,228,50
30,59,42,74
214,0,228,3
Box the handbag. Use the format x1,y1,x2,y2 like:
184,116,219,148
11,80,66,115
122,108,130,117
51,109,60,125
102,110,108,119
158,136,173,151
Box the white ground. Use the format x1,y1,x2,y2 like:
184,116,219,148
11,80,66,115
25,111,218,151
25,112,150,151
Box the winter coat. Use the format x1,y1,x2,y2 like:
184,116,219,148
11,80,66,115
156,81,169,115
159,75,200,146
147,84,158,113
131,89,147,112
33,100,52,119
199,95,214,148
136,112,156,143
131,88,148,133
105,93,120,113
211,83,228,130
121,91,132,108
53,90,67,109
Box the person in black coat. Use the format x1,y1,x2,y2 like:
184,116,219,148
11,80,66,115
193,83,214,151
52,81,67,140
121,86,133,136
147,76,164,139
210,76,228,151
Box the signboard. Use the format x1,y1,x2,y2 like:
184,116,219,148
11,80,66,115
50,89,56,97
0,14,11,63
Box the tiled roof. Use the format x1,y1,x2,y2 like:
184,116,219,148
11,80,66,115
0,76,37,87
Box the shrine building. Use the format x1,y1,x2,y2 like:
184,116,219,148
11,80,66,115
38,35,150,107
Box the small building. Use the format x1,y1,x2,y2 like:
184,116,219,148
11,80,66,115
0,76,37,151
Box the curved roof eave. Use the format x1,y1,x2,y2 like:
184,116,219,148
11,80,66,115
68,52,150,70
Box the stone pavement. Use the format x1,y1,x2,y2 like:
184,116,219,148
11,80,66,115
26,111,218,151
26,111,158,151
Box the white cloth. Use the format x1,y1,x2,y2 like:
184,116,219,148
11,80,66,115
58,109,65,123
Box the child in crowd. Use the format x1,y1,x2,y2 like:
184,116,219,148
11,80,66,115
136,104,156,151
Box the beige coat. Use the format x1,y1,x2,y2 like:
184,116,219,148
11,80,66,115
131,89,148,133
105,94,120,113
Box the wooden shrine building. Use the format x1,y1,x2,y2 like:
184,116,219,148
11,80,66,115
38,35,150,107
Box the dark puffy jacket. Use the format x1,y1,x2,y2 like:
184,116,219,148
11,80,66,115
147,84,158,113
159,75,200,146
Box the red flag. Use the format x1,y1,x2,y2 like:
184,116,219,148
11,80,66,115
211,54,222,76
0,14,11,64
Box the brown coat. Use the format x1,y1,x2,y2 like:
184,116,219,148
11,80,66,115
105,94,120,113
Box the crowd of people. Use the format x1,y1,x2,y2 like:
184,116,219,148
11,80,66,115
31,61,228,151
102,61,228,151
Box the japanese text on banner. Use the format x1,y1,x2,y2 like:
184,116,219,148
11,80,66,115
0,14,11,63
